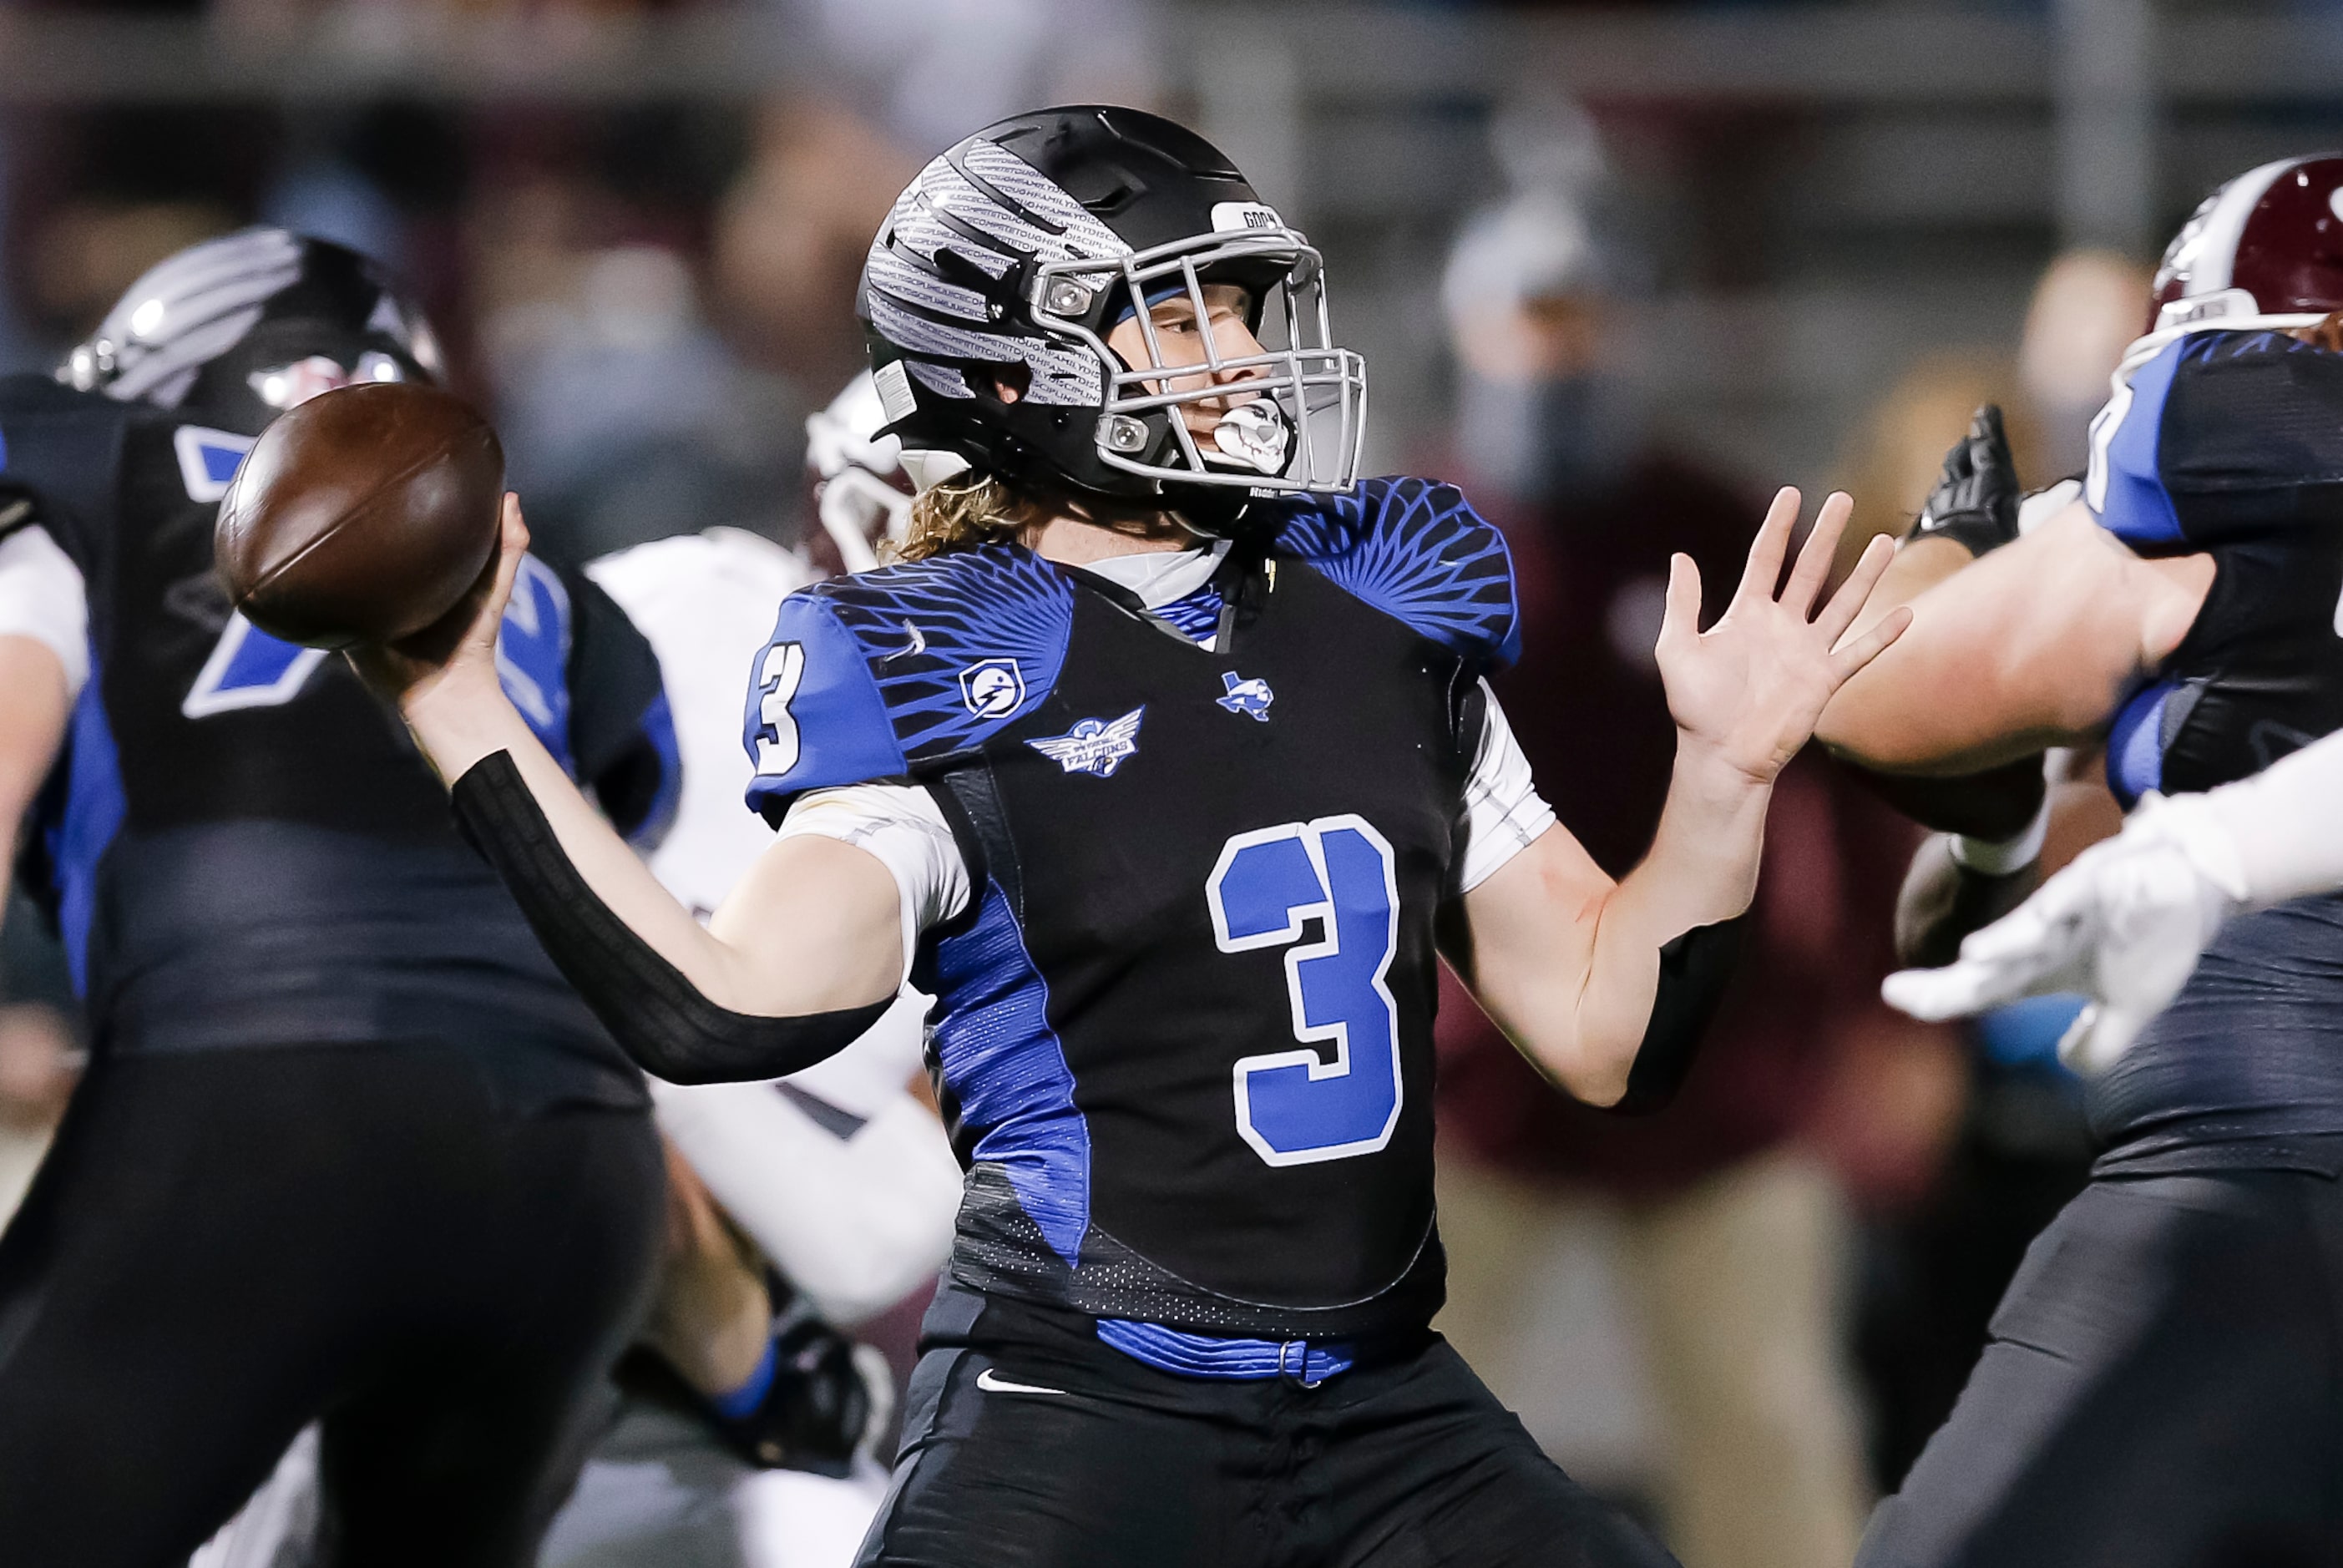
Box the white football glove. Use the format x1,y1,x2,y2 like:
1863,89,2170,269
1882,791,2249,1074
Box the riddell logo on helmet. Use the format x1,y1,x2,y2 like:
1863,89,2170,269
1211,202,1283,235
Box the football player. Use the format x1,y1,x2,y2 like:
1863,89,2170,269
0,230,677,1566
1885,720,2343,1065
1817,154,2343,1565
192,379,964,1568
357,107,1905,1567
545,399,961,1568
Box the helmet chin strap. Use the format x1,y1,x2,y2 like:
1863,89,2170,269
1049,472,1258,544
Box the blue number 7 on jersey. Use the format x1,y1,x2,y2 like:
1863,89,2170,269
1207,816,1404,1166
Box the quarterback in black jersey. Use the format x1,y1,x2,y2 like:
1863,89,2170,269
1820,155,2343,1567
367,109,1905,1567
0,232,677,1565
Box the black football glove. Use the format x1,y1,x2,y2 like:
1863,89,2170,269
704,1287,879,1475
1907,404,2020,558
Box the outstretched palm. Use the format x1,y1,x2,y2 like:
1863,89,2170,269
1655,488,1907,786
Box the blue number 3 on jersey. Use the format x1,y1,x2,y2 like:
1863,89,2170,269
1207,816,1404,1167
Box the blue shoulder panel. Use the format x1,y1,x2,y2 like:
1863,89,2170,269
494,553,575,775
2088,339,2186,548
1273,476,1521,667
742,590,908,815
743,544,1075,815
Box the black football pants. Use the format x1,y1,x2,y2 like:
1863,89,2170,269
0,1041,665,1568
858,1285,1678,1568
1860,1168,2343,1568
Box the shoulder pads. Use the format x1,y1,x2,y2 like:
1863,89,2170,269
0,372,98,422
743,544,1075,820
0,376,135,562
2090,329,2343,549
1271,476,1521,668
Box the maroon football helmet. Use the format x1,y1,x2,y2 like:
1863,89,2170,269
2149,154,2343,335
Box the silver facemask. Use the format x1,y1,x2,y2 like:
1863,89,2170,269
1027,210,1369,496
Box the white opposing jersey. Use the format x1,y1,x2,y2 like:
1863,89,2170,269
587,529,955,1318
587,528,814,921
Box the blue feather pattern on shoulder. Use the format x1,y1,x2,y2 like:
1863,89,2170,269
1272,477,1520,666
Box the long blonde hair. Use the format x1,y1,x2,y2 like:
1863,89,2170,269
891,471,1188,562
893,474,1035,562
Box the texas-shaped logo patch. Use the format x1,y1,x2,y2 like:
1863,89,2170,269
1216,671,1274,722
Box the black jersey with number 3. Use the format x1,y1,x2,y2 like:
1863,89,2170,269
744,477,1518,1338
0,373,676,1107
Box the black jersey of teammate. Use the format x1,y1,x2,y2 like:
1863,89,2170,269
0,374,676,1107
2087,329,2343,1166
2093,328,2343,805
743,478,1518,1338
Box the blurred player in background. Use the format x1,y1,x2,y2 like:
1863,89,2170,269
544,376,959,1568
1432,118,1889,1568
803,371,915,574
1826,248,2148,1493
190,373,962,1568
1819,154,2343,1567
359,106,1905,1568
1887,716,2343,1080
0,230,676,1566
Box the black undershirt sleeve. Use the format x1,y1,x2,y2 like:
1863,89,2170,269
449,750,888,1085
1606,913,1748,1116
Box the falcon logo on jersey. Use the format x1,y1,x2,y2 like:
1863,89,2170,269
1216,672,1274,721
1026,708,1145,777
959,657,1026,718
173,426,256,503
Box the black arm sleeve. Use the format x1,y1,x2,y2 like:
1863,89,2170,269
1606,913,1748,1116
450,750,889,1085
1841,752,2047,840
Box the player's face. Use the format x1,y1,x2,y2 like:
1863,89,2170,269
1106,284,1267,438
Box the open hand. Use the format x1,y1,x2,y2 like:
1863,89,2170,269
1656,488,1908,787
346,493,529,712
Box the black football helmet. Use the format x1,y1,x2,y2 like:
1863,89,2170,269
858,105,1367,522
60,228,443,432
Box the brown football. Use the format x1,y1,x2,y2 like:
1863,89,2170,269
215,382,504,650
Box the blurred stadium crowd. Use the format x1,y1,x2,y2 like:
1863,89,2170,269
0,1,2328,1565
